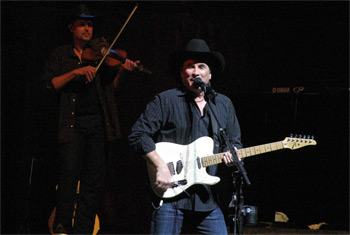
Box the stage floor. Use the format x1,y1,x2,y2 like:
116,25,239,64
241,225,349,234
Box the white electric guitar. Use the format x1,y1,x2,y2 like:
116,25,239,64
147,136,317,199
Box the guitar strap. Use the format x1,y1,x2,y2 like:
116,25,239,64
207,100,221,153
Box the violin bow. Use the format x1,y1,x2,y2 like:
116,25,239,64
95,4,139,72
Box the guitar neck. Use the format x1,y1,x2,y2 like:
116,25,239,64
201,140,285,167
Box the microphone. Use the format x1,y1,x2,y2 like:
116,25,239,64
193,77,217,97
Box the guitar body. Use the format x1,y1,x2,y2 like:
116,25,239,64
148,136,220,198
48,207,100,235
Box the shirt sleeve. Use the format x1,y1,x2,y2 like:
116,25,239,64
128,95,163,156
222,98,243,152
39,49,61,94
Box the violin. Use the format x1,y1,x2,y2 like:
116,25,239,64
82,37,151,74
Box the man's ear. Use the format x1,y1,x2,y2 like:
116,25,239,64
179,67,184,77
209,73,212,80
68,24,73,32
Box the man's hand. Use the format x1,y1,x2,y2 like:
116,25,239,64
222,146,240,167
146,150,173,193
154,162,173,192
74,66,96,82
120,59,140,72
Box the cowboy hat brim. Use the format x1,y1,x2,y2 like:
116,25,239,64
169,50,225,79
64,4,98,24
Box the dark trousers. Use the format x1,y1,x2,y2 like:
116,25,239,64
54,115,106,234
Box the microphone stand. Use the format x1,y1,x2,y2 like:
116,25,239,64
229,170,245,235
203,89,251,235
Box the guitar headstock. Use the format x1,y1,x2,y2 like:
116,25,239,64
283,134,317,150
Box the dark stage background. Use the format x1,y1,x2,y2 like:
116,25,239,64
1,1,349,234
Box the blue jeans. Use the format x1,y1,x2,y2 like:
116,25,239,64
150,202,228,235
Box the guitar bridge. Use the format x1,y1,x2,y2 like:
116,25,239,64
172,180,188,188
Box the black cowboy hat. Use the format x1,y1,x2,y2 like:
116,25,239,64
66,4,96,24
169,39,225,79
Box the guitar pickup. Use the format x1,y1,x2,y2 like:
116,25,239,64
167,162,175,176
196,157,201,169
176,160,183,174
172,180,188,188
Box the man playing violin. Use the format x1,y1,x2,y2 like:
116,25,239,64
40,4,138,234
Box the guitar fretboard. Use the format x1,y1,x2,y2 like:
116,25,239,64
201,141,284,167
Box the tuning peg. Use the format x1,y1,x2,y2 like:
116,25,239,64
311,135,314,140
307,135,310,139
290,133,293,137
294,134,298,138
299,134,302,138
303,135,306,139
